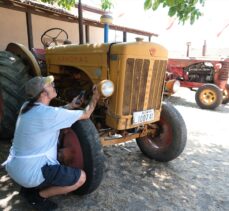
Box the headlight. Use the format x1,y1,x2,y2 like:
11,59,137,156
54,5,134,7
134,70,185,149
98,80,114,97
172,80,180,93
165,79,180,94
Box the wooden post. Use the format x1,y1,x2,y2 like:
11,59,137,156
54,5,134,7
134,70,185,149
123,31,127,42
26,11,34,50
78,0,84,44
85,25,89,43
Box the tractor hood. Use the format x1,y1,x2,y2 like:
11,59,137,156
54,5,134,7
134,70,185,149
45,42,168,59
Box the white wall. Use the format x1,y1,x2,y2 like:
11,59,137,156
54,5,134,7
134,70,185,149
0,7,105,51
0,8,28,50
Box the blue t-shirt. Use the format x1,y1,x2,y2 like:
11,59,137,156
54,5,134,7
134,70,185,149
6,103,83,188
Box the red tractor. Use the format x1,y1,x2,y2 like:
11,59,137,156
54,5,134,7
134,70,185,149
167,58,229,109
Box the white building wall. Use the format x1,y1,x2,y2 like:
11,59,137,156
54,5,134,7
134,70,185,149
0,8,28,50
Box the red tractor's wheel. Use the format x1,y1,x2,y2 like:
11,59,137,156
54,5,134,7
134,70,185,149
195,84,223,109
58,119,105,195
222,88,229,104
222,97,229,104
136,103,187,162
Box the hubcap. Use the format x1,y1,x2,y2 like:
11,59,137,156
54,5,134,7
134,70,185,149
58,129,84,169
142,117,173,152
200,89,217,105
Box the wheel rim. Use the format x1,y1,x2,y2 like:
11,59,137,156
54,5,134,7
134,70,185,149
141,116,173,152
59,128,84,169
199,89,217,105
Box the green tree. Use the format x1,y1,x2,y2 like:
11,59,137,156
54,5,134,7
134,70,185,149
40,0,205,24
101,0,113,11
41,0,75,10
39,0,113,11
144,0,205,24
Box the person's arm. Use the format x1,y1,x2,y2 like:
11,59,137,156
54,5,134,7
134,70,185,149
79,85,100,120
62,95,84,110
62,104,73,110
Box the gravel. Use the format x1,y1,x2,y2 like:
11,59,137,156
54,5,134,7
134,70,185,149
0,87,229,211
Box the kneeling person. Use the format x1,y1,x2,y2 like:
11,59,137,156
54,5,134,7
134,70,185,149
3,75,100,210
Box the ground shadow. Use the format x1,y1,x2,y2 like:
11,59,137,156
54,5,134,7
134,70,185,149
0,139,228,210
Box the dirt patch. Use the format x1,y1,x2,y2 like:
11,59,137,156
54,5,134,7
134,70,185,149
1,88,229,211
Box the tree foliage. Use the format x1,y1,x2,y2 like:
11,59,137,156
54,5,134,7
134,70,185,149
40,0,76,10
101,0,113,11
144,0,205,24
40,0,205,24
39,0,113,11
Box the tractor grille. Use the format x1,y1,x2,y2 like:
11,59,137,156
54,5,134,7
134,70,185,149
122,58,167,115
219,62,229,81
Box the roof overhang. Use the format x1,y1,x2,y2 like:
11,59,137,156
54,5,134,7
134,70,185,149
0,0,158,37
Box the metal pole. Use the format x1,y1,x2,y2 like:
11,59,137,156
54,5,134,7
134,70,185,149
104,24,109,43
202,40,207,56
186,42,191,57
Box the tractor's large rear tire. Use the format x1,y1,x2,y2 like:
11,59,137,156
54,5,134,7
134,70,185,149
0,51,30,139
195,84,223,109
0,86,3,123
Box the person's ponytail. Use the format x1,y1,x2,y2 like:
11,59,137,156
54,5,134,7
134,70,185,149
20,99,38,114
20,92,42,114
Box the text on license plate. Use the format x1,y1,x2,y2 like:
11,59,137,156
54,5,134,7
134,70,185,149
133,109,154,124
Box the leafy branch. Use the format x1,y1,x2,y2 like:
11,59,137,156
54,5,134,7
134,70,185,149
101,0,113,11
144,0,205,24
40,0,205,24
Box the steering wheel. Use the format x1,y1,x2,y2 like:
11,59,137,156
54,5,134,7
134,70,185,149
41,28,69,48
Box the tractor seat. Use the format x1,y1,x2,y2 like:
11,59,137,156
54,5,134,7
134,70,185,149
32,48,46,62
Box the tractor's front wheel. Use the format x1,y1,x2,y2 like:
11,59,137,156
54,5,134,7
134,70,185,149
136,102,187,162
195,84,223,109
58,119,105,195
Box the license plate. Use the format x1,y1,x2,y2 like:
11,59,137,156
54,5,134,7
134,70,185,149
133,109,154,125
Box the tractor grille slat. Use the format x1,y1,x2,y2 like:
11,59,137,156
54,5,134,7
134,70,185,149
219,62,229,81
148,60,167,109
123,59,134,115
123,58,166,115
138,60,149,110
131,59,143,113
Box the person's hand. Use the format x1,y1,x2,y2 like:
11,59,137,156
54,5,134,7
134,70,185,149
70,94,84,109
92,85,100,102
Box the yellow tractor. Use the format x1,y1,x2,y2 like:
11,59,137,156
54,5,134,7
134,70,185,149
0,34,187,194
